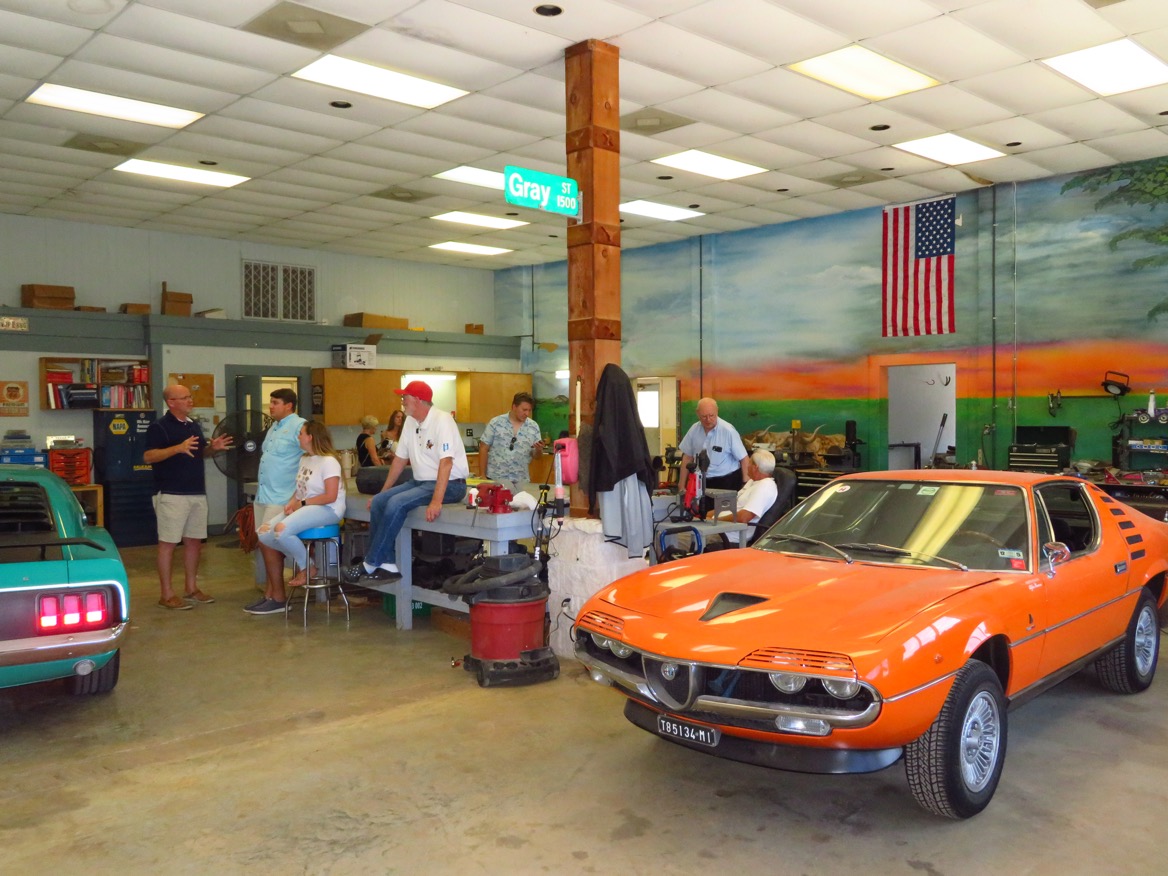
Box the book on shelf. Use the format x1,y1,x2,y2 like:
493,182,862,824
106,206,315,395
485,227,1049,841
45,369,74,383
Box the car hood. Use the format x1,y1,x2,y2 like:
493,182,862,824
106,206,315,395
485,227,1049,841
596,548,999,658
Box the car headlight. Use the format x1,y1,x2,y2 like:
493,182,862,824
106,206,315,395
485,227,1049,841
768,672,807,693
609,640,633,659
822,678,861,699
591,632,612,650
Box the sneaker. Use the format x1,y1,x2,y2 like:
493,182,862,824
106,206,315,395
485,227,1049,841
244,598,287,615
342,563,371,584
183,589,215,604
158,596,193,611
343,564,400,584
243,597,268,612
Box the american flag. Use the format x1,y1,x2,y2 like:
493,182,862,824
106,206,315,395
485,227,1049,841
882,196,955,337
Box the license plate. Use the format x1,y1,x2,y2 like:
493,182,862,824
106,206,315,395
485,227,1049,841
657,714,721,747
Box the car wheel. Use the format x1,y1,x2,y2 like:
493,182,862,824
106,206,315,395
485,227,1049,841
904,660,1007,819
70,650,120,695
1095,588,1159,694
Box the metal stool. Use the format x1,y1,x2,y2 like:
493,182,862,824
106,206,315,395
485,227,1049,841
286,523,348,626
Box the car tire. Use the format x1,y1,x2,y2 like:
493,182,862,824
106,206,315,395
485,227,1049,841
904,660,1007,819
70,650,120,695
1095,588,1159,694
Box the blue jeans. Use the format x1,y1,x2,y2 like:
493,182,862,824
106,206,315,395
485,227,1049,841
256,504,341,570
364,477,467,567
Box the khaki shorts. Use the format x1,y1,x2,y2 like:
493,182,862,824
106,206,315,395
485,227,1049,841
153,493,208,543
253,501,285,529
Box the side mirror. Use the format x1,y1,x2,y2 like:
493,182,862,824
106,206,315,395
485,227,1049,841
1043,541,1071,573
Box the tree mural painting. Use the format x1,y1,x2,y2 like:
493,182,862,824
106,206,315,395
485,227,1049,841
1063,158,1168,320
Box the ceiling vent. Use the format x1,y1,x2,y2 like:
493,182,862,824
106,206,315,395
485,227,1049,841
242,1,367,52
63,134,147,157
369,187,436,203
816,170,890,187
619,108,695,136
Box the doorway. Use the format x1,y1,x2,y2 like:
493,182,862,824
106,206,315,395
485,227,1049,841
223,364,313,518
887,363,957,468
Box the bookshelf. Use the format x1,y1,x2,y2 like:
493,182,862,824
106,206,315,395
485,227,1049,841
40,357,152,411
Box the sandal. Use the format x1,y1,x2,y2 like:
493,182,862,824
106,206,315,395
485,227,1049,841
158,595,193,611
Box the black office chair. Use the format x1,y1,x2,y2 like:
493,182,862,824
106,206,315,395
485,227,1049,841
747,466,798,547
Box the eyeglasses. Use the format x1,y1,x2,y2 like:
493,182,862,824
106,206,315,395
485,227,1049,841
509,436,517,450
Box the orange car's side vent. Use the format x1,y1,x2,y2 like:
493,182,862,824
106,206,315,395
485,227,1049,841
741,647,856,675
579,610,624,635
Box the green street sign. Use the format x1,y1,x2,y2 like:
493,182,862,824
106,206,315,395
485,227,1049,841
504,165,580,218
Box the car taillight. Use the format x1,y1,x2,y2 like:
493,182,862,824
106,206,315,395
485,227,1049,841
37,591,108,633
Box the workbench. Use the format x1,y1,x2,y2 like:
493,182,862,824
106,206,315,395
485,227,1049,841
344,495,544,630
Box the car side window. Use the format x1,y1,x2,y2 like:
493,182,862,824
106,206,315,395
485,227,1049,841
1035,483,1097,555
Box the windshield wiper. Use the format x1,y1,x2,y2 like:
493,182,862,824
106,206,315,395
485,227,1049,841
765,533,853,562
835,542,968,571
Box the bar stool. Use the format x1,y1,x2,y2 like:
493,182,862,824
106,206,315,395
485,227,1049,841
286,523,349,626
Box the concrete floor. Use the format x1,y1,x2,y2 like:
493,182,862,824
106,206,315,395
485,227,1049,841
2,535,1167,875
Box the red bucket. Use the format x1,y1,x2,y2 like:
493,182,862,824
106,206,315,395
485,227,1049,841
469,598,546,661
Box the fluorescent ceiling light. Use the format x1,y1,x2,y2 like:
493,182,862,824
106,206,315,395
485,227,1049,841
651,150,764,181
403,373,456,382
620,200,704,221
433,166,505,189
430,242,513,256
292,55,466,109
893,133,1004,165
115,159,249,187
25,83,203,128
789,45,938,100
1043,39,1168,95
432,211,528,230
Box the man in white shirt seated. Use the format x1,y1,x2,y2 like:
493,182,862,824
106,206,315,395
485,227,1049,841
724,449,779,545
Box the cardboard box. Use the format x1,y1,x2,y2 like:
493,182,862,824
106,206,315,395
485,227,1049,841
21,284,75,309
342,312,409,330
464,323,484,334
330,344,376,370
119,303,151,314
161,286,193,317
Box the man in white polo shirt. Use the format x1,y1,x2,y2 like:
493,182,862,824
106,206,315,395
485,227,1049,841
344,380,469,583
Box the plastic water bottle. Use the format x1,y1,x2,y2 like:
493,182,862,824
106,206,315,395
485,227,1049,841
1150,389,1158,417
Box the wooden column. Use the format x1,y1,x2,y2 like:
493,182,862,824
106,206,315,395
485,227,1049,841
565,39,620,515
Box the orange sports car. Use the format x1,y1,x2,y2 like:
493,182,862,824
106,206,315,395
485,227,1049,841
574,470,1168,818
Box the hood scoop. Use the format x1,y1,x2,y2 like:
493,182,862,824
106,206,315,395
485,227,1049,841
700,592,768,622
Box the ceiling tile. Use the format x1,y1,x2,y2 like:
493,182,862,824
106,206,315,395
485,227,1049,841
1007,142,1116,175
1029,100,1145,140
660,88,798,133
340,26,522,91
778,0,941,41
866,15,1026,81
74,35,279,95
1083,129,1168,163
389,1,570,69
0,8,93,55
882,84,1014,130
957,62,1093,116
665,0,847,65
754,120,876,159
953,0,1123,58
613,21,771,86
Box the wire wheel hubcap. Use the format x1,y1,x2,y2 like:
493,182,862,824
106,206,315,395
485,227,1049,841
1134,606,1157,677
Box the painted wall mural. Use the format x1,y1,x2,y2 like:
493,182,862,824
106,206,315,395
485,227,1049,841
498,155,1168,471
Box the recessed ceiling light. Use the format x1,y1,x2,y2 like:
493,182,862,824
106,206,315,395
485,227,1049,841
790,46,938,100
651,149,765,181
534,5,563,16
1043,39,1168,96
433,166,505,189
26,83,203,128
620,200,705,221
293,55,467,109
115,158,249,187
894,133,1005,165
775,188,789,193
870,124,891,131
430,242,512,255
330,100,352,109
880,167,895,171
198,160,218,166
432,211,528,230
656,175,673,180
1005,141,1022,147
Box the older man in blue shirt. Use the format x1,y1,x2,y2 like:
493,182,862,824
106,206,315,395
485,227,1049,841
679,396,749,493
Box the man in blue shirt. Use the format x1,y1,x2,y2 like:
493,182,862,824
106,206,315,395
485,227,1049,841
478,391,544,492
679,397,748,493
246,388,307,614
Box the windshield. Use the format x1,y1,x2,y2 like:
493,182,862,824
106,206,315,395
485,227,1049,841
755,479,1030,571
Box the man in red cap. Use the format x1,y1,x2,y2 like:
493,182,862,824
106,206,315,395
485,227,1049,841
345,380,469,583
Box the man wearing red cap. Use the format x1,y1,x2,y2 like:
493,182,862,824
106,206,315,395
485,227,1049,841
344,380,469,583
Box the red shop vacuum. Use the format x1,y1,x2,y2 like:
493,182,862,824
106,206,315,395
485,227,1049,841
442,554,559,688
